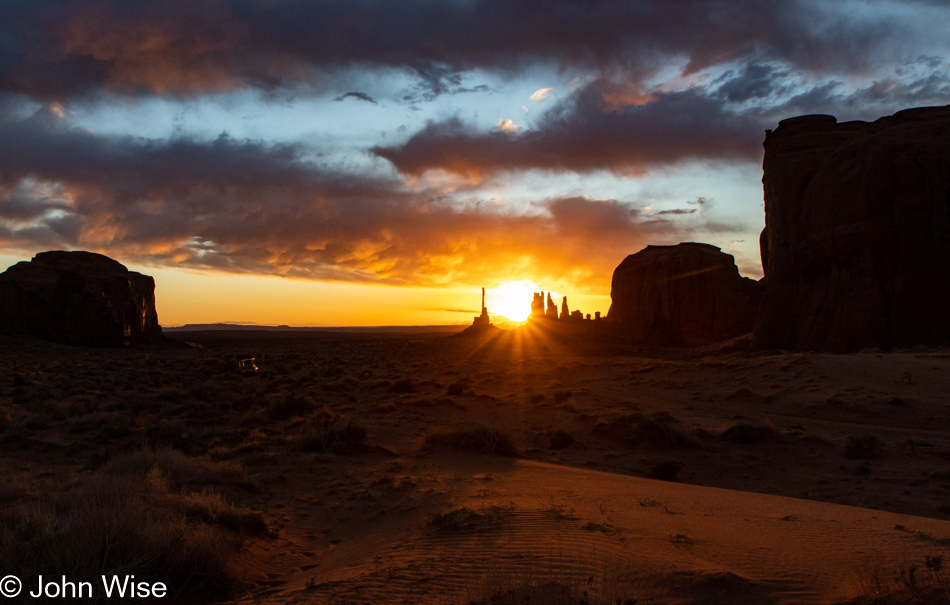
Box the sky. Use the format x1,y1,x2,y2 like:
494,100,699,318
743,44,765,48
1,0,948,326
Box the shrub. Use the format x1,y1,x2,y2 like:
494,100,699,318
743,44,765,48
388,379,416,394
721,423,779,445
844,434,885,459
598,413,699,450
425,427,519,456
649,459,683,481
427,503,514,532
145,419,190,451
447,381,469,396
549,430,575,450
266,394,318,420
0,451,264,601
295,414,368,455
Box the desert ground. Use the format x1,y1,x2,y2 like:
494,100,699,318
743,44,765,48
3,325,950,604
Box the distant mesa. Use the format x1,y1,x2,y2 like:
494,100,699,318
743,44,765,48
754,105,950,352
608,243,762,347
0,250,162,346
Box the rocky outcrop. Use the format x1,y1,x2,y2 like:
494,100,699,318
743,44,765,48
530,292,545,319
754,106,950,352
545,293,558,319
609,243,762,346
0,251,161,346
559,296,569,320
471,287,490,327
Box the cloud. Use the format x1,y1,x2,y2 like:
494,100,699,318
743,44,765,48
530,87,552,101
334,91,378,104
0,1,946,101
373,80,765,179
495,119,520,132
0,104,734,291
655,209,697,215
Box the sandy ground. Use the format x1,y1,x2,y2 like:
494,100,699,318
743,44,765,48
3,324,950,603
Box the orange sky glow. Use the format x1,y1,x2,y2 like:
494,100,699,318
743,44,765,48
131,264,609,327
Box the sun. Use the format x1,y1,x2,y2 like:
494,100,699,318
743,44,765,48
487,280,539,322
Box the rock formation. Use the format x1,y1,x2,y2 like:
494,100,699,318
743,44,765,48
754,106,950,352
609,243,762,346
528,291,591,323
0,251,162,346
530,292,545,320
545,293,558,319
471,287,490,327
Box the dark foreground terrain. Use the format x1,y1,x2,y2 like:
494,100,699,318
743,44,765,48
3,326,950,604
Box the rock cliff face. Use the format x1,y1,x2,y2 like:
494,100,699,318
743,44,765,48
0,251,161,346
609,243,761,346
754,106,950,352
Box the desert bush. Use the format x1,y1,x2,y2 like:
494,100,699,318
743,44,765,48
721,423,780,445
851,556,950,605
549,430,575,450
425,427,519,456
183,489,269,534
598,413,699,450
844,434,885,459
454,556,644,605
188,380,230,404
266,393,318,420
446,381,469,396
427,502,514,532
649,459,683,481
388,379,416,394
294,412,368,455
103,446,256,491
145,418,190,451
0,463,259,601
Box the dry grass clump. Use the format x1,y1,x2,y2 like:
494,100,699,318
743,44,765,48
850,555,949,604
844,434,885,459
388,379,416,394
453,555,643,605
721,423,781,445
648,459,684,481
183,489,269,534
294,408,368,454
597,413,700,450
424,426,519,456
0,449,266,601
103,446,258,491
267,393,318,420
549,429,575,450
427,502,515,532
446,381,471,396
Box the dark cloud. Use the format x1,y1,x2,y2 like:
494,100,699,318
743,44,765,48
373,81,765,179
655,209,697,215
714,62,792,103
0,104,731,290
760,68,950,123
334,91,377,104
0,0,943,100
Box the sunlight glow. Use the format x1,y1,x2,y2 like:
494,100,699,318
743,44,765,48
487,279,538,322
